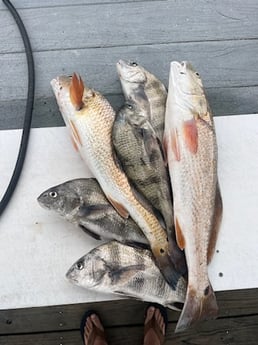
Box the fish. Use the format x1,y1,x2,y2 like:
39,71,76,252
51,74,181,289
116,59,167,143
66,241,187,310
163,61,223,332
112,100,187,275
37,178,149,248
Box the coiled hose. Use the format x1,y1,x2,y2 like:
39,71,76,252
0,0,35,217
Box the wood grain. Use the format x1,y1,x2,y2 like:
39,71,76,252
1,1,258,53
0,0,166,11
1,40,258,103
1,85,258,130
0,289,257,334
0,314,258,345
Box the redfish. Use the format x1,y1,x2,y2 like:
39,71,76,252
163,61,222,332
51,74,181,289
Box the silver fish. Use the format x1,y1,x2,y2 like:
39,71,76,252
66,241,186,310
51,74,180,290
37,178,148,248
164,61,222,332
112,101,187,275
116,59,167,142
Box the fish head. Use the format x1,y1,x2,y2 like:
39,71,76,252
170,61,208,115
51,74,97,118
117,60,147,84
117,60,147,98
66,249,109,288
118,101,148,128
37,182,81,217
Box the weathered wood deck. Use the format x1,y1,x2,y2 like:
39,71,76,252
1,289,258,344
1,0,258,344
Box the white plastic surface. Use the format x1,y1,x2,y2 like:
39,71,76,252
0,115,258,309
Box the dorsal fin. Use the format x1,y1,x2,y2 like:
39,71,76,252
70,73,84,110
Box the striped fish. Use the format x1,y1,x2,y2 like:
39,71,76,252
51,74,181,289
117,59,167,143
66,241,187,310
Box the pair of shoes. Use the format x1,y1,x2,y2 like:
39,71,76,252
80,304,168,345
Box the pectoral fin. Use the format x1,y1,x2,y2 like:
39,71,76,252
207,183,223,263
171,129,181,161
141,126,157,158
69,119,82,148
70,135,78,151
162,136,168,165
70,73,84,110
108,264,145,285
183,118,198,154
78,204,112,218
79,225,102,240
107,196,129,219
175,217,185,250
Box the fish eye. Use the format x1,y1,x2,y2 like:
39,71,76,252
195,72,200,76
125,103,133,110
129,61,138,67
76,261,84,270
49,191,58,198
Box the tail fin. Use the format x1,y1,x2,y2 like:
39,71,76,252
175,282,218,333
168,234,188,276
155,251,183,290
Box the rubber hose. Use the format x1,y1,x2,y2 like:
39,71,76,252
0,0,35,217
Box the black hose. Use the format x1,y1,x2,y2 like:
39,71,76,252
0,0,35,217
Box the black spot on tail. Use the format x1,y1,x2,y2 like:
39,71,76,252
204,285,210,296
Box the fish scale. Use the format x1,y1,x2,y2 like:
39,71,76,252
51,74,181,289
116,60,167,143
66,241,187,309
37,178,151,246
164,61,222,332
112,96,187,276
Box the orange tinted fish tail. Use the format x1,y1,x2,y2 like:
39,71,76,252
175,282,218,333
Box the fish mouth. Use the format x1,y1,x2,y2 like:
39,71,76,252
170,61,203,97
116,60,127,78
50,76,71,92
65,268,78,283
37,193,51,210
171,61,187,76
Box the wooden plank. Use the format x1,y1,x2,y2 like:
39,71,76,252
0,289,257,334
1,40,258,102
1,0,258,53
1,314,258,345
0,0,165,11
1,85,258,131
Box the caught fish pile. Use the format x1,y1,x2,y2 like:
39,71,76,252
38,60,222,333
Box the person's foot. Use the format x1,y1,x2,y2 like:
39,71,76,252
143,305,167,345
83,312,108,345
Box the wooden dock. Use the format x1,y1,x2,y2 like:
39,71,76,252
1,0,258,344
1,289,258,344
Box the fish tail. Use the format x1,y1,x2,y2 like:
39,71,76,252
155,251,183,290
167,235,188,276
175,282,218,333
